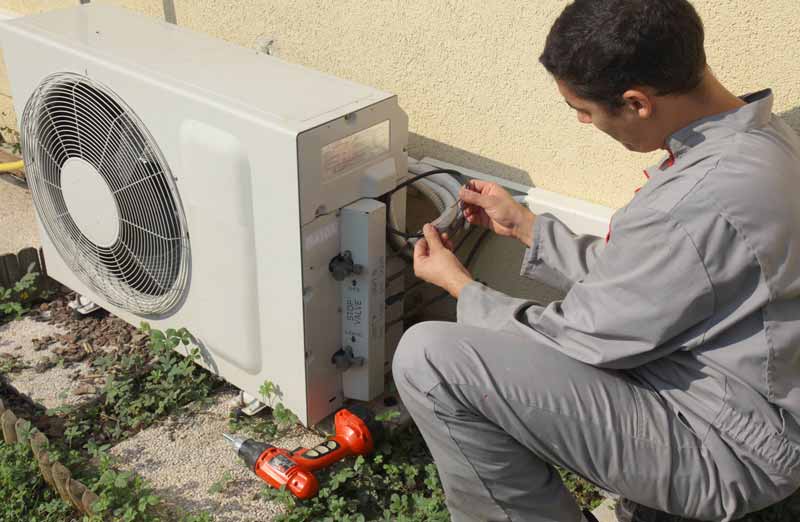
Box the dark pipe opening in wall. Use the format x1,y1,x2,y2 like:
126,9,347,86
77,0,176,25
163,0,177,24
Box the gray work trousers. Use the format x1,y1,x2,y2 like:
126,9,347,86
392,321,759,522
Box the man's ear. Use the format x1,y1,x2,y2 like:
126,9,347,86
622,89,653,119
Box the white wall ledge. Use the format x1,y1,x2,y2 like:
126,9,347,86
0,8,20,21
415,156,614,238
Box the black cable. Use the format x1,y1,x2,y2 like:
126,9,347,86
384,225,476,306
383,170,492,322
387,290,452,327
388,228,492,324
385,168,466,197
452,224,476,253
384,168,466,240
387,236,414,264
464,228,491,269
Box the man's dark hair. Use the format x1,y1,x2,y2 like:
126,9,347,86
540,0,707,109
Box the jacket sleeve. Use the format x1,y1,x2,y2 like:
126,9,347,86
520,212,604,292
458,207,715,369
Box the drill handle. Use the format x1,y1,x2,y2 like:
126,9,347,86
255,447,319,499
293,436,352,472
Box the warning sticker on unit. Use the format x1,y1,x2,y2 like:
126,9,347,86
322,120,390,182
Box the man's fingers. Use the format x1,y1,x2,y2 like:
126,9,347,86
459,187,488,207
412,239,426,278
466,179,495,194
414,237,428,256
463,205,488,227
463,203,483,217
441,232,454,251
422,223,443,251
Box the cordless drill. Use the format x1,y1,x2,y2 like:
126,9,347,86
224,404,383,499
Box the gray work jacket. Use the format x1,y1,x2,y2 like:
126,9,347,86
457,90,800,485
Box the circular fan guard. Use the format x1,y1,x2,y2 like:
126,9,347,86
21,73,190,315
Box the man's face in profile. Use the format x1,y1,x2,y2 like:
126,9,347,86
556,79,663,153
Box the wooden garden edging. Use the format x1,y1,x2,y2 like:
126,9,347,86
0,246,59,293
0,398,99,516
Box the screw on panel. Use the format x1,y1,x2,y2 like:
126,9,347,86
255,35,277,56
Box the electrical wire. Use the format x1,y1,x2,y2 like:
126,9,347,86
384,225,477,306
384,171,529,325
384,168,466,241
385,224,474,287
464,228,491,269
387,228,491,326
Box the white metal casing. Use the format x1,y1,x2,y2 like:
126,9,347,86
0,4,408,426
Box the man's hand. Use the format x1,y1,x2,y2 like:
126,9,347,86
459,179,536,247
413,224,473,299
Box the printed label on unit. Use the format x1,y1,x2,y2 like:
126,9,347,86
346,297,363,326
303,220,339,251
322,120,390,182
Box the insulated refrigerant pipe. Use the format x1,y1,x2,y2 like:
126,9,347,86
387,169,463,252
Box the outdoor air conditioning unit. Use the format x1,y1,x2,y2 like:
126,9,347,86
0,4,410,426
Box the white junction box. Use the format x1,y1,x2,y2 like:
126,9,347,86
340,199,387,401
0,4,408,426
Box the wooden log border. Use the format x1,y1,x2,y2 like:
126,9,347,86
0,398,99,516
0,246,59,294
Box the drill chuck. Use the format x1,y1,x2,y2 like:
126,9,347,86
224,433,274,469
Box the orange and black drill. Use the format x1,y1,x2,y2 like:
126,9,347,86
223,405,383,499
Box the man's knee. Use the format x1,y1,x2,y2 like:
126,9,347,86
392,321,456,393
392,321,444,375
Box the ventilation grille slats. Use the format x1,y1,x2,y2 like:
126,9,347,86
21,73,189,316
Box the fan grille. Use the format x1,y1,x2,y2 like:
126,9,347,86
21,73,190,316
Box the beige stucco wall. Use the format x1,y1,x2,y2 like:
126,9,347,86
0,0,798,209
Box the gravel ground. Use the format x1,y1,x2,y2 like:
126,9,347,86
0,298,334,521
593,499,618,522
110,389,327,522
0,316,91,410
0,296,140,410
0,175,39,255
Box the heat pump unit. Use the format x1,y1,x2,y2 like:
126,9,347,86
0,4,409,426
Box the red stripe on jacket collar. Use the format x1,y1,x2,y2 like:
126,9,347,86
606,148,675,244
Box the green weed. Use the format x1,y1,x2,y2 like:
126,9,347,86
59,323,221,447
0,265,41,323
